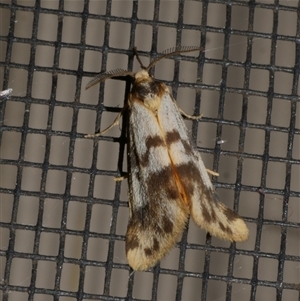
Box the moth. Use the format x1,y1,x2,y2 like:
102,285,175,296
86,47,249,271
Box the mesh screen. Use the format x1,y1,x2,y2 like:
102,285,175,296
0,1,299,301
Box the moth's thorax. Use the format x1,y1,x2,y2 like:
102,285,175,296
130,70,167,112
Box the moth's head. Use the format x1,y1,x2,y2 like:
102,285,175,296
134,69,151,81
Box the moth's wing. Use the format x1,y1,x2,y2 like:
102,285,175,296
126,98,189,271
190,153,249,242
157,93,249,242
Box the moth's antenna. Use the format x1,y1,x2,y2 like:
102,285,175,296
146,46,203,71
133,47,147,70
86,69,135,90
86,47,203,90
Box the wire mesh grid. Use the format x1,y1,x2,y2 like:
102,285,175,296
0,0,299,300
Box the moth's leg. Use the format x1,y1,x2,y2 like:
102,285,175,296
206,169,219,177
114,173,128,182
177,107,203,120
85,104,128,138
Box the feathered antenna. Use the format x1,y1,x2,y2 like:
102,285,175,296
86,69,135,90
85,46,203,89
145,46,203,71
